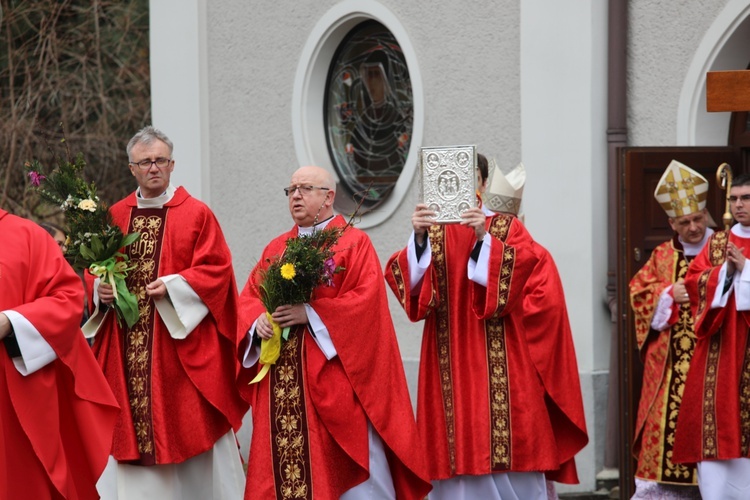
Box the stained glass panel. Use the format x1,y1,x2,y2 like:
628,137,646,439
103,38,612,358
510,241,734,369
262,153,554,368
324,21,413,213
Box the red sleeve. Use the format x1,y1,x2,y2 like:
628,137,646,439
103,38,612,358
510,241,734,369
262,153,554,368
629,243,674,351
0,213,119,498
384,245,437,322
9,233,83,362
686,231,729,339
175,203,241,349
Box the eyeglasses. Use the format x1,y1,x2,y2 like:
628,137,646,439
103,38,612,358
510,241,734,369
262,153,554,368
130,157,172,170
728,194,750,204
283,185,330,197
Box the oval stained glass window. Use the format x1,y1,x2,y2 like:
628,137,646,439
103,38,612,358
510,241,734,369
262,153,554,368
324,20,413,214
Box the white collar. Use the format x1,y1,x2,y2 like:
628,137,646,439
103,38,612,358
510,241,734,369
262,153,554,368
297,216,334,236
136,184,176,209
731,223,750,238
680,227,714,256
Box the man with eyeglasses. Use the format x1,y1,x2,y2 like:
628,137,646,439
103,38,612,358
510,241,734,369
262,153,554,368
629,160,713,499
84,125,248,499
237,165,431,499
672,172,750,499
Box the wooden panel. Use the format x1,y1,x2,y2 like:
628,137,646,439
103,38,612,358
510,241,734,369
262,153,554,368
707,70,750,112
729,111,750,148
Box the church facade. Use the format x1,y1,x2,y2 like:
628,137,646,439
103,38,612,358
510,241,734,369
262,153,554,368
149,0,750,493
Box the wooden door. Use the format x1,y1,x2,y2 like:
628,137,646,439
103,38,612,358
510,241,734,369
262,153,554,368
616,146,743,498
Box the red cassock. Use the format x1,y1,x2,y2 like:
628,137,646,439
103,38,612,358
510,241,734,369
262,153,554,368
384,214,587,483
237,215,431,500
92,188,248,464
674,229,750,463
0,209,119,499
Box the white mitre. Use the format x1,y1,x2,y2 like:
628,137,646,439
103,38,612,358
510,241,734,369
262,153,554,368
482,160,525,215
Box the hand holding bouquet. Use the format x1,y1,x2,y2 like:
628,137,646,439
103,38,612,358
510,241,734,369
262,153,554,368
26,147,141,328
250,224,346,384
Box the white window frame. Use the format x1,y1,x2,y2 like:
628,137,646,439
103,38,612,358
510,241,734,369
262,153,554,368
292,0,424,228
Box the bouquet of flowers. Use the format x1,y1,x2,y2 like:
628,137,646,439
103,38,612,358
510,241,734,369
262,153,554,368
25,146,141,328
250,223,348,384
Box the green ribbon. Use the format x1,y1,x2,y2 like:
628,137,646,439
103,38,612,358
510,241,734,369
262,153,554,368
90,258,139,328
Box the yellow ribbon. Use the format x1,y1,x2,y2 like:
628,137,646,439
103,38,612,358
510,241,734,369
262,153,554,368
249,312,283,384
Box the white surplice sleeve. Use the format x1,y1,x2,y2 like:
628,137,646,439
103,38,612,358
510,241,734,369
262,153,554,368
1,310,57,375
242,318,261,368
709,262,735,309
650,286,675,331
81,277,107,339
468,233,492,287
733,263,750,311
305,304,337,360
407,231,432,291
154,274,209,339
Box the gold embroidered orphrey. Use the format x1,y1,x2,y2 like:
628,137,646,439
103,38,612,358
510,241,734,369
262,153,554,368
427,224,458,474
658,252,695,482
486,215,513,471
124,211,166,460
698,230,728,459
270,327,313,499
427,214,514,474
631,244,697,483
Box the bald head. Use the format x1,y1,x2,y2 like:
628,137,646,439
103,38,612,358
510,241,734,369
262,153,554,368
292,166,336,194
288,166,336,227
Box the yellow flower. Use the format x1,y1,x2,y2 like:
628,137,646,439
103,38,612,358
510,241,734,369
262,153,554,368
280,263,296,280
77,198,97,212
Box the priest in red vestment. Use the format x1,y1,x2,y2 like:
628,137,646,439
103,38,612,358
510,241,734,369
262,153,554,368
83,126,249,499
674,173,750,499
0,209,119,499
385,157,587,499
237,166,431,500
628,161,711,499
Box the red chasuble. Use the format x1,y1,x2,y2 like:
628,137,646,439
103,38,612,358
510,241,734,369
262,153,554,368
92,188,248,464
385,214,587,483
629,237,697,484
238,215,431,500
522,241,588,483
674,229,750,463
0,210,119,499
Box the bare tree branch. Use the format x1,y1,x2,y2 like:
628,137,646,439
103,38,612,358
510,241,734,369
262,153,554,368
0,0,150,220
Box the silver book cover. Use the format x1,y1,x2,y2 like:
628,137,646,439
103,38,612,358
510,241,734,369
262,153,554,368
419,145,477,223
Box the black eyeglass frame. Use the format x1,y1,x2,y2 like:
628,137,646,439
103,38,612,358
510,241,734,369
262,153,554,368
283,185,331,197
129,157,173,170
